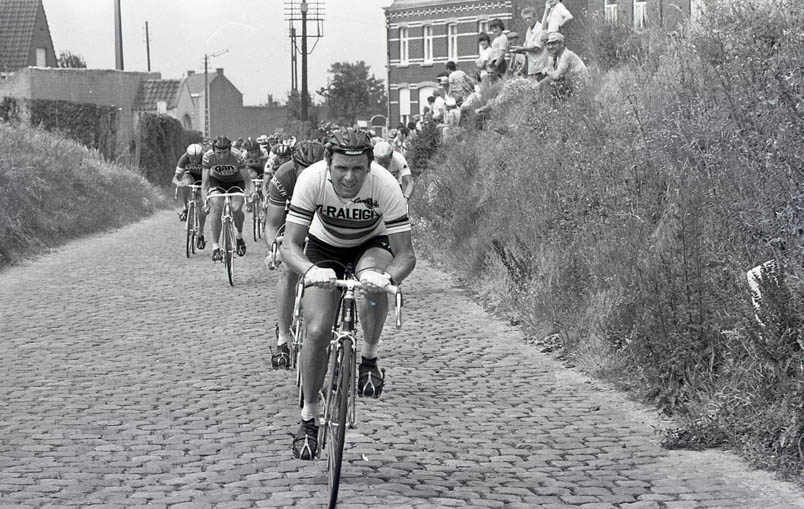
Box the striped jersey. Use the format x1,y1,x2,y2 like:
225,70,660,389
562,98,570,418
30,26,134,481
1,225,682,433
286,160,411,247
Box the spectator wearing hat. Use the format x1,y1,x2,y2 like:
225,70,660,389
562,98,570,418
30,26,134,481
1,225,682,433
510,7,548,80
540,32,588,99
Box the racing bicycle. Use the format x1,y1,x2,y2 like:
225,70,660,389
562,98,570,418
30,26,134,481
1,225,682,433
205,187,246,286
182,182,203,258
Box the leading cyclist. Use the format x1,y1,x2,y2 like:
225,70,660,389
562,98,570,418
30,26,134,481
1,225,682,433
280,128,416,460
201,136,255,262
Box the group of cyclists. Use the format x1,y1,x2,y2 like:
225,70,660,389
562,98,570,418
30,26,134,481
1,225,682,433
173,127,417,460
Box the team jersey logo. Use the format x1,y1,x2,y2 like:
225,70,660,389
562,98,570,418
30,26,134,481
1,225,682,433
353,197,379,210
318,205,378,221
213,165,239,176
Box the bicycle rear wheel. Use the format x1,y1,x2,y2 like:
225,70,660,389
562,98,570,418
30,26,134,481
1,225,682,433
224,219,235,286
327,339,351,509
185,201,196,258
252,204,259,242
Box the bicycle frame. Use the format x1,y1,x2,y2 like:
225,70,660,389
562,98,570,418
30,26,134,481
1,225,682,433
205,188,245,285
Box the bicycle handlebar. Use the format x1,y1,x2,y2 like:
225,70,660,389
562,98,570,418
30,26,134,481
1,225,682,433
297,278,403,329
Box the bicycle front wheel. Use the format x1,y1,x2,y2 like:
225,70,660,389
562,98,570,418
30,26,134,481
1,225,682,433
252,204,259,242
185,201,196,258
224,219,235,286
327,339,351,509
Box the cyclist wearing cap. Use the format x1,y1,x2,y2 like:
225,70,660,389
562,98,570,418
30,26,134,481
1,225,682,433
202,136,255,262
281,128,416,460
256,134,271,157
173,144,209,249
242,139,268,180
373,141,414,201
264,142,293,180
263,140,326,369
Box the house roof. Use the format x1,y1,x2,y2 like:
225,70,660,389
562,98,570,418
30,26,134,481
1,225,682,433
386,0,492,10
0,0,45,72
183,73,210,95
133,79,181,110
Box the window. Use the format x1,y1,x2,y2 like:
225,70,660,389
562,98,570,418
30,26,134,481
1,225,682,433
477,20,489,35
36,48,46,67
447,23,458,62
604,0,618,24
399,27,409,65
423,25,433,64
633,1,647,29
399,88,411,125
418,86,436,116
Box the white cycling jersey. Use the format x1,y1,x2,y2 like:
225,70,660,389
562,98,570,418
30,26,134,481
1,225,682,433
286,159,410,247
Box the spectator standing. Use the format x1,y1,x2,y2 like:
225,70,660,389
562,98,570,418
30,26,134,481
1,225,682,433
540,32,588,99
488,19,509,79
542,0,573,37
511,7,548,79
475,32,493,81
441,97,461,143
431,89,447,123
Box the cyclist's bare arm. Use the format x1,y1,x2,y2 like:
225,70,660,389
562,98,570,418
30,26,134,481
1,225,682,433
172,167,185,187
201,168,211,199
279,221,313,276
264,202,287,247
239,167,255,195
384,230,416,284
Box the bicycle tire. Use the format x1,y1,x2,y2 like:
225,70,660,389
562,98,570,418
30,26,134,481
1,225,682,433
252,204,259,242
327,338,351,509
186,201,196,258
224,219,235,286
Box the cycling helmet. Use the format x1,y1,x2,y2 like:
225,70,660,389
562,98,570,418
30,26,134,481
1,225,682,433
373,141,393,161
326,128,374,157
272,143,293,157
212,136,231,150
282,135,297,147
186,143,204,158
256,135,269,146
242,139,260,153
292,140,326,167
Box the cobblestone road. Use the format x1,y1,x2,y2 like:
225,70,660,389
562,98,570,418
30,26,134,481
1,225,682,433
1,212,802,508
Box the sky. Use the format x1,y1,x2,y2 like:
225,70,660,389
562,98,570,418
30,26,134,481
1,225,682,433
41,0,395,106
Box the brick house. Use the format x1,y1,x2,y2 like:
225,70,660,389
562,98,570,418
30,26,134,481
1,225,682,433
0,0,57,75
384,0,703,128
179,68,285,140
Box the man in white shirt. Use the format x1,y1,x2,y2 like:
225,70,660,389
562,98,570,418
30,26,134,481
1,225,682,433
510,7,548,79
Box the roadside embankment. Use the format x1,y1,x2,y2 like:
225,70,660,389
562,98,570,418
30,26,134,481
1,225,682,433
409,0,802,480
0,122,167,269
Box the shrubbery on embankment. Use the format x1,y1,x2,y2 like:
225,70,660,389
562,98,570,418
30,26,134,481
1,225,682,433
410,0,802,478
0,123,166,268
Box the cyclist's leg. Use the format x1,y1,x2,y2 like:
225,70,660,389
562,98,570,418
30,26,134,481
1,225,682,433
178,173,193,208
355,246,394,351
299,287,340,419
208,192,224,251
231,195,246,234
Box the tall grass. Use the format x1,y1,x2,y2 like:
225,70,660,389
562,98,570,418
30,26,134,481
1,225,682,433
0,123,167,268
411,0,802,478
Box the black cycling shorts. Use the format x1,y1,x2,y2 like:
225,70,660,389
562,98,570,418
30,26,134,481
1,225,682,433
181,171,203,182
304,234,393,278
209,177,245,194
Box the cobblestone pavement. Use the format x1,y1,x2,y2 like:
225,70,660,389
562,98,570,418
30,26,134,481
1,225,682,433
1,212,802,509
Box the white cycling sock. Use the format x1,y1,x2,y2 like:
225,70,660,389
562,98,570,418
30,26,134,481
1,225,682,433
301,401,319,422
212,242,219,250
362,342,378,359
276,335,288,346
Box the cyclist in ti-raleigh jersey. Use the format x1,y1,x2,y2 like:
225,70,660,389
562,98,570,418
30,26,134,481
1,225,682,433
173,143,209,249
263,140,326,369
281,128,416,460
201,136,255,262
372,141,415,201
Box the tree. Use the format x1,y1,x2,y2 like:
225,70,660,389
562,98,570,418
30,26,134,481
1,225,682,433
285,89,314,121
317,61,386,126
57,51,86,69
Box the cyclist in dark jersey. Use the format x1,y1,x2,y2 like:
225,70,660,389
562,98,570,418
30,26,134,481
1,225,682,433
263,140,326,369
201,136,255,262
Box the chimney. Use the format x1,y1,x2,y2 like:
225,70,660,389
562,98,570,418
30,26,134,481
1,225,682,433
216,68,224,76
187,70,195,76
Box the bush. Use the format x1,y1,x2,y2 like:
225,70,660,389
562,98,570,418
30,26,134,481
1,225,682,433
0,123,166,268
136,114,202,186
410,0,803,478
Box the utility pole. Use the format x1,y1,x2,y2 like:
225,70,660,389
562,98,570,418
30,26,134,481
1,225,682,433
203,49,228,140
284,0,324,123
290,26,297,93
145,21,151,72
113,0,124,70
